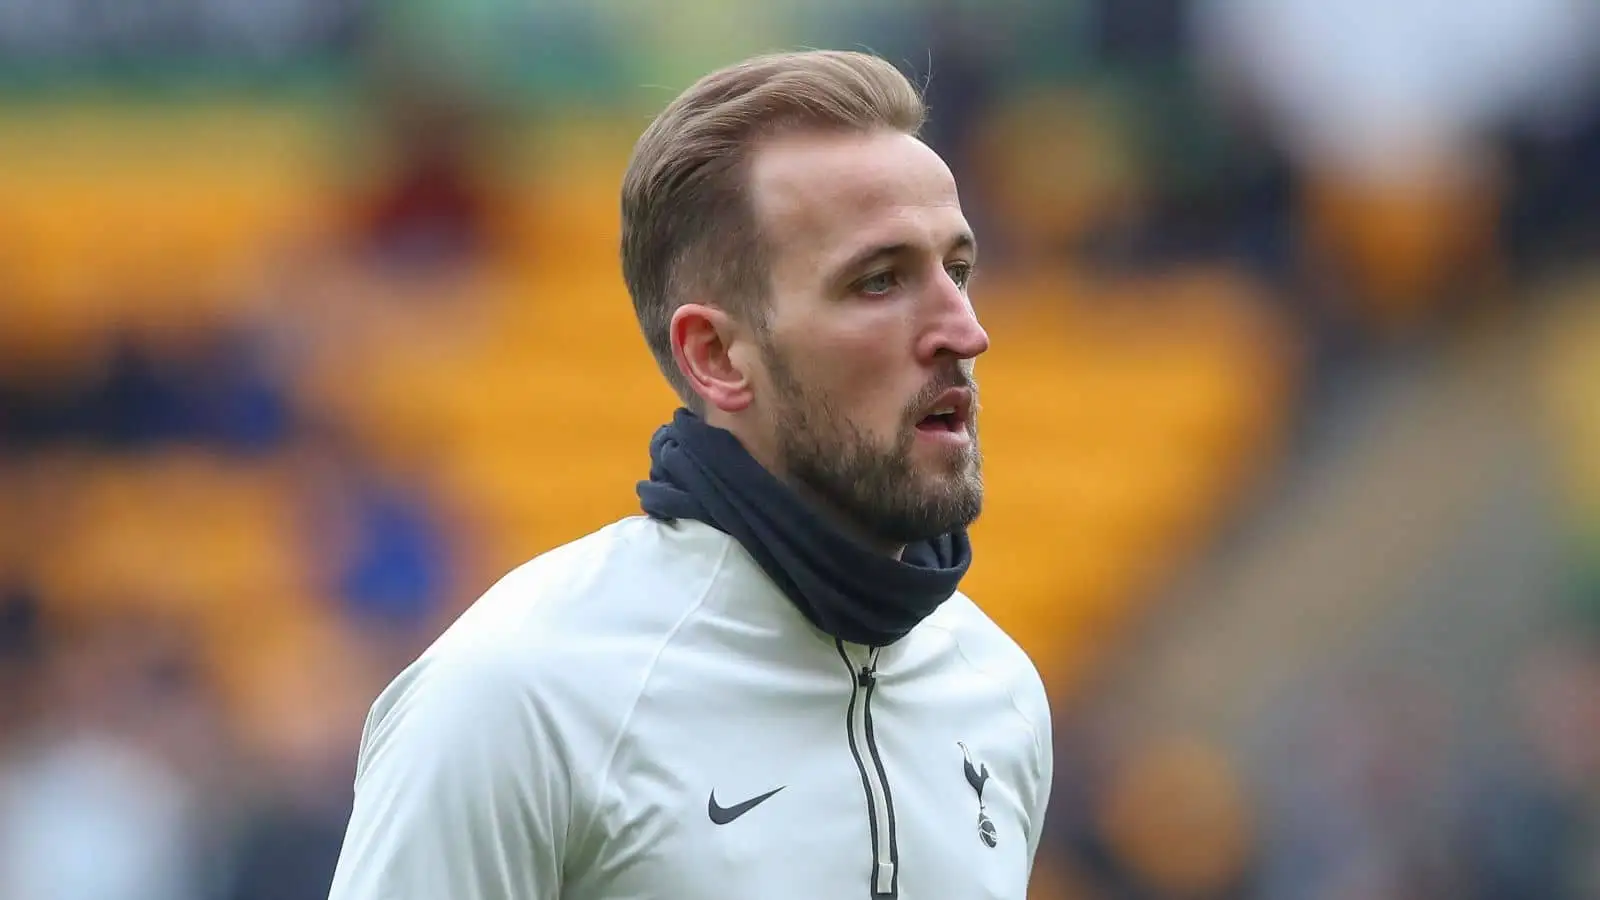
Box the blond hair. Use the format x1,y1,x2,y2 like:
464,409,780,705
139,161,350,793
621,50,926,406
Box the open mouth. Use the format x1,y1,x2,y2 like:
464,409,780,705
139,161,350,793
915,388,972,434
916,408,964,433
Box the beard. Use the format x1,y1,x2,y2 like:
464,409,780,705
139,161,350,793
761,339,984,547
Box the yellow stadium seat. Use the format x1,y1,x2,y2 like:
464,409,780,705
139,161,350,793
31,453,315,636
0,102,329,350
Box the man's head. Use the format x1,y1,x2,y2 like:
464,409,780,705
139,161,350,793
622,50,990,551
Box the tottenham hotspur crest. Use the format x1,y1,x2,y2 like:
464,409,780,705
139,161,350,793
958,742,997,848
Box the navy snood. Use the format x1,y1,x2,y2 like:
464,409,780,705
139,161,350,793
637,408,972,647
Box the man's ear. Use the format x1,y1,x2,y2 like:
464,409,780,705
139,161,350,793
670,303,754,413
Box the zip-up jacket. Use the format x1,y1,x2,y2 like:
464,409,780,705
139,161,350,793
328,516,1054,899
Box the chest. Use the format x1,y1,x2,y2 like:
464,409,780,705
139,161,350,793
569,661,1038,900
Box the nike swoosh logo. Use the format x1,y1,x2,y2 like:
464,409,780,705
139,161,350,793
707,786,785,825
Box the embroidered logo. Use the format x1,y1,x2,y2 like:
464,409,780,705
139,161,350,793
958,742,997,848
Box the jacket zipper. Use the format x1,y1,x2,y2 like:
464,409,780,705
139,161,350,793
837,640,899,898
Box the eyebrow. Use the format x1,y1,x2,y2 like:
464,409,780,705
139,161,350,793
828,230,978,285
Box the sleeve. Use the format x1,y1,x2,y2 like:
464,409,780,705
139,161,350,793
1024,680,1054,886
327,647,575,900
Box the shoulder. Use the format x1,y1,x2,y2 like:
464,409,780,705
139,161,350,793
363,516,740,765
922,593,1052,745
451,515,737,642
435,515,738,671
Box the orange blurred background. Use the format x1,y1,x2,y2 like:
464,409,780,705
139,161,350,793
2,2,1599,898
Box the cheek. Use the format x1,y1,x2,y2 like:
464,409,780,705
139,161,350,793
796,337,913,429
768,306,919,426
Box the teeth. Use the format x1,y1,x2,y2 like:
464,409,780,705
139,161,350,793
931,407,956,416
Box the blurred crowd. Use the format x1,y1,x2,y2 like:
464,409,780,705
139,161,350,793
2,1,1600,898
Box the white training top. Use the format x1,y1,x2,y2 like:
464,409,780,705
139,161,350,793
328,516,1053,900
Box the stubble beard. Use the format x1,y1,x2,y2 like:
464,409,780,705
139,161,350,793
762,341,984,547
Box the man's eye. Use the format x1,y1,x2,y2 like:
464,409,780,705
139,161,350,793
858,271,898,296
947,262,973,289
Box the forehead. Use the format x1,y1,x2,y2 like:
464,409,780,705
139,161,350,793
748,130,968,273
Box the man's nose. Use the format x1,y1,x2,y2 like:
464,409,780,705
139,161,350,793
919,276,990,362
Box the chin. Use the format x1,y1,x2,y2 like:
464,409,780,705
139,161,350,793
918,467,983,505
922,445,981,477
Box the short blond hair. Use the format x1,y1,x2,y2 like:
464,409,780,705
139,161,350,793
621,50,926,406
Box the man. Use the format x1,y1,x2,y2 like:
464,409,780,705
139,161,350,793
328,49,1053,899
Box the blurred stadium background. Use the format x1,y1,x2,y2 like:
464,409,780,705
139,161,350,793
2,1,1599,897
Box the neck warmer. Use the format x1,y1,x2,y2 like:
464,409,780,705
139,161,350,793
636,408,972,647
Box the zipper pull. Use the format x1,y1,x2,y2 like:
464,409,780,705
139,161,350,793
858,647,882,687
